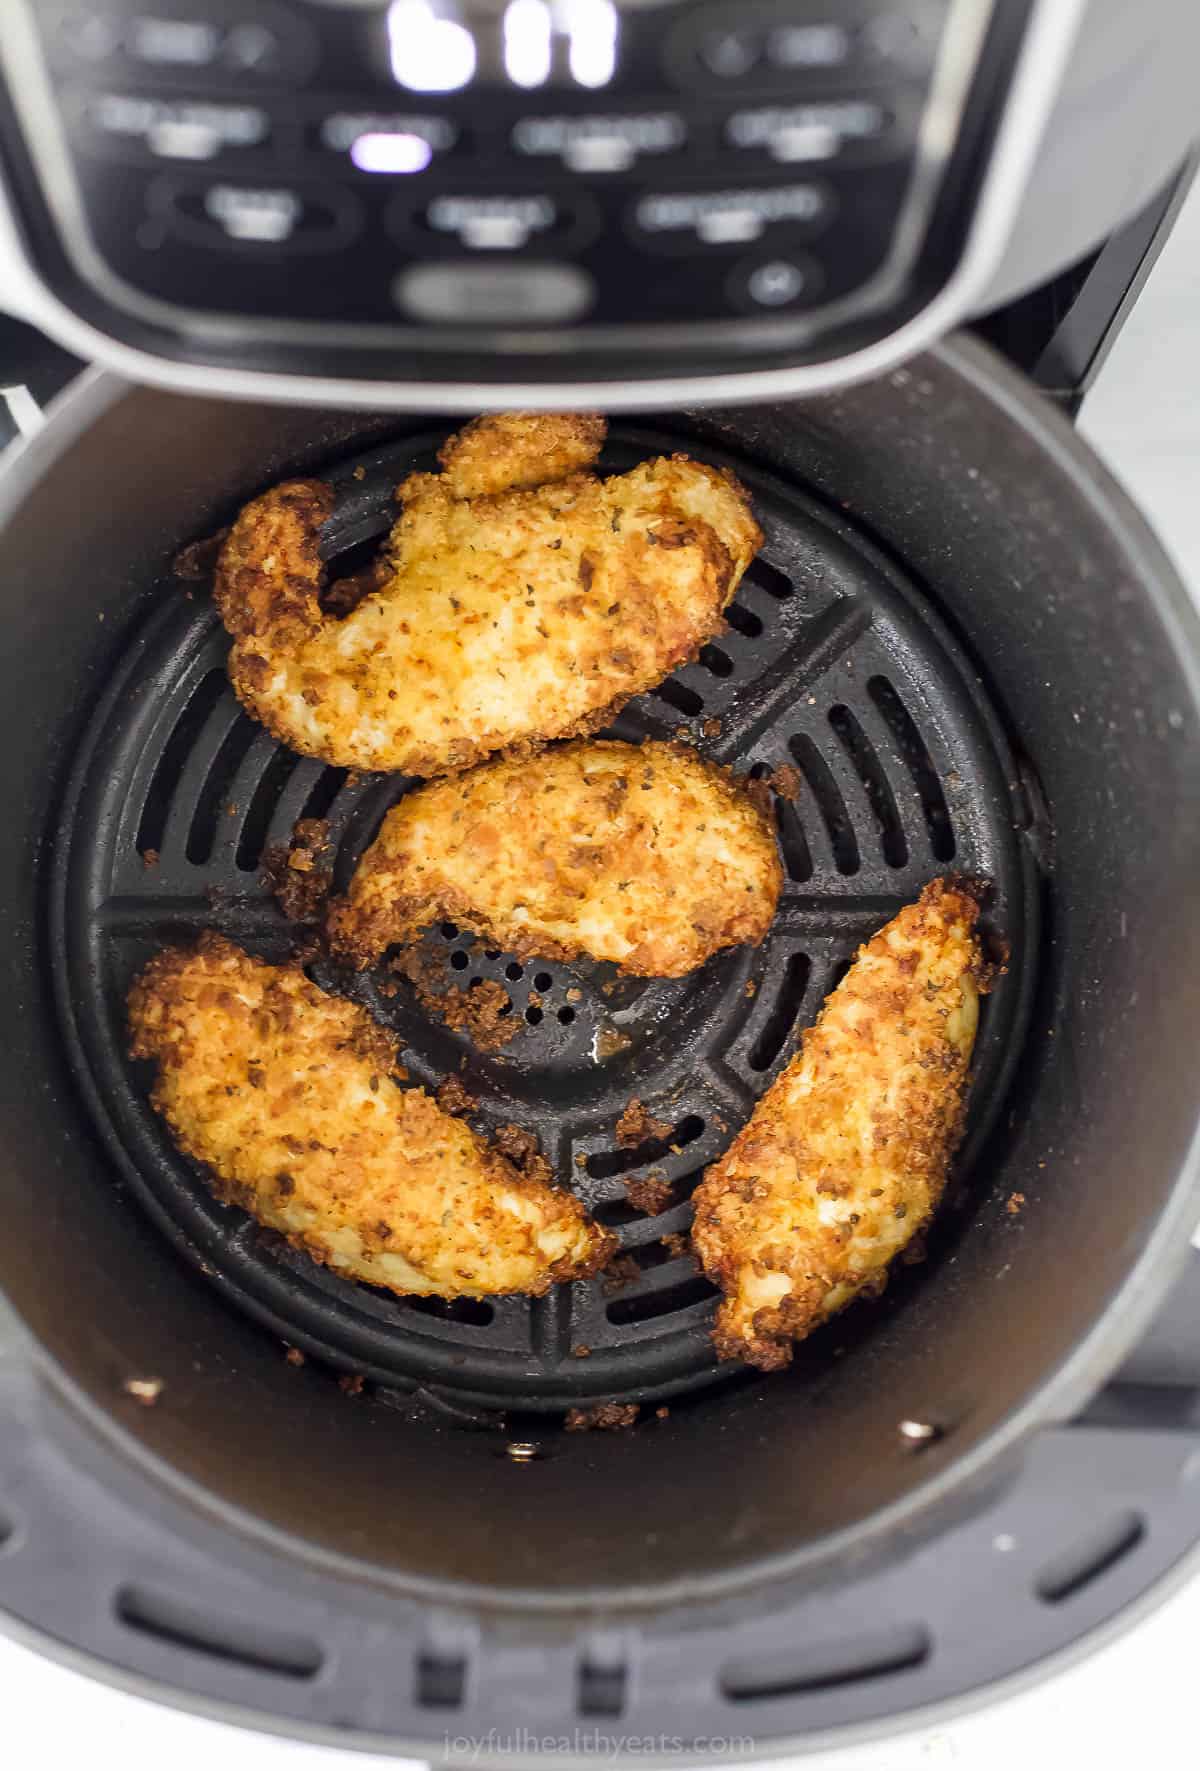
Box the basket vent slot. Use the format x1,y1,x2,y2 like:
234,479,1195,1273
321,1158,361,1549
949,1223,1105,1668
406,1295,495,1327
236,747,303,871
788,733,859,874
747,557,794,599
829,703,907,868
721,1623,930,1701
136,670,227,858
867,676,955,861
654,679,704,718
114,1584,323,1679
586,1115,704,1181
725,602,764,638
607,1273,717,1325
1035,1510,1146,1604
748,953,811,1072
775,797,813,882
187,713,259,865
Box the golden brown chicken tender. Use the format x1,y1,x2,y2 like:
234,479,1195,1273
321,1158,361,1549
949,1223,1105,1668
213,413,761,775
327,740,782,977
128,934,613,1299
692,880,988,1370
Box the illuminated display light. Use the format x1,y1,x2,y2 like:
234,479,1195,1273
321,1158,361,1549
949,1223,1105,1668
556,0,618,89
503,0,553,88
387,0,477,93
350,131,435,173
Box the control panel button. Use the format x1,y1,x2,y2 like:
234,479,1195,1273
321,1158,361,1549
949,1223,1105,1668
633,182,832,249
726,99,894,164
671,3,950,90
315,110,458,170
395,262,594,324
156,178,360,250
731,252,824,311
511,112,685,173
81,92,271,161
424,193,557,250
766,21,852,71
51,4,316,80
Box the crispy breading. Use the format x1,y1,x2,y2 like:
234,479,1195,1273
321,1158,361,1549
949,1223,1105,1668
128,934,613,1299
691,880,987,1370
327,739,782,977
213,414,762,775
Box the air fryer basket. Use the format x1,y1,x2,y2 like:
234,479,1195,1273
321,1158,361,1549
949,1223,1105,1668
53,418,1033,1412
0,338,1198,1756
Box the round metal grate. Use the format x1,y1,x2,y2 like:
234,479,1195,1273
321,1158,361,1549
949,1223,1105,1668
52,422,1035,1413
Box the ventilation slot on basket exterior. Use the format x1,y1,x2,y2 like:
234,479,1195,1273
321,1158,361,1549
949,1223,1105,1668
578,1639,628,1717
187,713,260,865
586,1115,705,1180
1034,1511,1146,1604
868,676,955,861
829,704,907,868
136,670,228,858
607,1273,717,1325
721,1623,930,1702
114,1584,323,1679
788,734,859,874
415,1648,468,1709
236,748,303,871
748,954,811,1072
301,766,349,824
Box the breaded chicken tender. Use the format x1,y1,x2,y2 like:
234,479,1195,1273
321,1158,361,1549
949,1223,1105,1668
327,740,782,977
692,880,987,1370
128,934,613,1299
213,412,762,774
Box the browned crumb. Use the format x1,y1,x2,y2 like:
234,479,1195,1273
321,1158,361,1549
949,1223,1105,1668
565,1402,639,1433
338,1373,365,1396
284,1346,306,1367
435,1074,477,1118
572,1344,592,1358
353,464,366,481
391,950,517,1052
262,817,334,923
1006,1192,1026,1217
602,1253,641,1294
615,1099,673,1148
141,848,160,870
702,718,722,740
565,987,582,1003
655,1406,670,1420
123,1376,164,1406
661,1231,690,1260
745,979,757,997
771,763,803,802
624,1172,674,1215
173,527,229,580
492,1122,552,1187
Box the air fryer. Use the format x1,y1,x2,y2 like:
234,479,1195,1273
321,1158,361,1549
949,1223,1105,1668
0,333,1197,1757
0,0,1199,1759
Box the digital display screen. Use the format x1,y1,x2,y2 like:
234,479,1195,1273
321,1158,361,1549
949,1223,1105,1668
386,0,620,94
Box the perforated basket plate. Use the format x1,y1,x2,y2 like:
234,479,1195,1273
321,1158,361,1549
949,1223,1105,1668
52,422,1035,1413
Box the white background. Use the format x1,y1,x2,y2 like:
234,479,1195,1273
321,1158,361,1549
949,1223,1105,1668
1,172,1198,1771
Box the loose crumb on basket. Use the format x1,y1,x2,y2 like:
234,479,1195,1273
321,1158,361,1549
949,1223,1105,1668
123,1376,164,1406
702,717,722,740
565,1402,640,1433
435,1074,477,1118
602,1253,641,1295
624,1172,674,1215
391,950,517,1052
284,1346,306,1367
615,1099,672,1148
771,763,803,802
493,1121,553,1186
338,1373,365,1396
572,1344,592,1359
172,527,229,580
1006,1192,1027,1217
141,848,159,870
661,1231,690,1260
262,818,334,923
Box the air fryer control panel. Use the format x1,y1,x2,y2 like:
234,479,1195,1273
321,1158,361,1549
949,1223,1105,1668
0,0,1038,393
